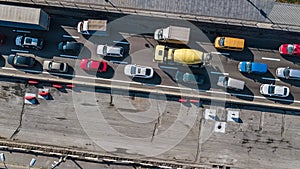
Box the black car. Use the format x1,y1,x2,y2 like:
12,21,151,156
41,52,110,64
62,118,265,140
58,41,83,55
15,35,44,50
175,71,205,85
7,53,36,67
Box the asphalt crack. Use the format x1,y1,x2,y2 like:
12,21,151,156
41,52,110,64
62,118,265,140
10,84,27,140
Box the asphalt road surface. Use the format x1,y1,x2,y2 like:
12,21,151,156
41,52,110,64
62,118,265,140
0,7,300,169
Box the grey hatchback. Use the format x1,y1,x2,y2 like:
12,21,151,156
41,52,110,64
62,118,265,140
7,53,36,67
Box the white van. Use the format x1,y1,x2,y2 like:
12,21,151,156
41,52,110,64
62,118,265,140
276,67,300,79
217,76,245,90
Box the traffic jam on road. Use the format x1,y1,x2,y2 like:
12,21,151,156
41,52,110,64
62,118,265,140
0,4,300,105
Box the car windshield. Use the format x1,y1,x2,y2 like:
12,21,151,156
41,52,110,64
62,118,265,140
145,69,151,76
60,64,64,70
87,61,92,69
284,88,288,95
103,46,107,54
219,37,225,46
245,62,252,72
287,44,295,54
283,68,290,77
223,77,228,86
268,86,275,94
131,66,136,75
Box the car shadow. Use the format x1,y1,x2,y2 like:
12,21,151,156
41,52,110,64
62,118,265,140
131,71,162,85
264,93,294,105
280,78,300,87
240,70,275,84
217,47,254,62
230,85,254,101
0,55,5,67
281,55,300,66
96,64,115,79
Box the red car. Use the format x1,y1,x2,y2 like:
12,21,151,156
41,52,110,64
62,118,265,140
80,59,107,72
279,44,300,55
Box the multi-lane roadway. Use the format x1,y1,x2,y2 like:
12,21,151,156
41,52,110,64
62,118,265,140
0,13,300,108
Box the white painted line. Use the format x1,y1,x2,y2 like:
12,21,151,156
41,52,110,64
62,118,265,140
110,60,128,64
42,71,74,78
262,77,280,81
11,49,29,53
210,71,229,76
63,35,80,39
49,152,62,156
59,54,78,59
121,160,134,163
31,150,44,153
140,163,153,166
13,29,31,33
210,52,230,56
85,157,98,161
103,158,117,162
2,67,43,74
113,40,129,44
12,147,27,151
67,155,80,158
159,166,172,169
159,66,178,70
262,57,280,61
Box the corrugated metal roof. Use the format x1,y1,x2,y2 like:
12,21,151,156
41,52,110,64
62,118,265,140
0,4,41,24
268,3,300,26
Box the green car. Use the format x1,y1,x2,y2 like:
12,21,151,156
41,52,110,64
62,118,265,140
175,71,205,85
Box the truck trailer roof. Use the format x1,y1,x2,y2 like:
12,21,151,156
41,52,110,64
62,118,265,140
0,4,50,30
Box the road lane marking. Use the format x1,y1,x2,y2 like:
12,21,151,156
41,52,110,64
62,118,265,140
13,29,31,33
113,40,129,44
63,35,80,39
210,52,230,56
262,57,280,61
59,54,78,59
11,49,29,53
110,60,128,64
210,71,229,76
262,77,280,81
159,66,178,70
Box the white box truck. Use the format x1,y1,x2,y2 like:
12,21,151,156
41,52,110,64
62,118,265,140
0,4,50,31
154,26,190,44
77,19,107,36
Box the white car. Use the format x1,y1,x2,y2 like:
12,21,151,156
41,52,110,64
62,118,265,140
260,84,289,97
97,44,124,57
124,64,154,78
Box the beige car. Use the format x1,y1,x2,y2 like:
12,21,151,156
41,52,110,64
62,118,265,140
43,61,68,73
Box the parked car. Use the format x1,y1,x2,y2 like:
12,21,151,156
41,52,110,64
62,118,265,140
260,84,289,97
175,71,205,85
15,35,44,50
276,67,300,79
80,59,107,72
58,41,83,55
0,33,6,45
97,44,124,57
217,76,245,90
43,61,68,73
7,53,36,67
238,62,267,74
279,44,300,55
124,64,154,78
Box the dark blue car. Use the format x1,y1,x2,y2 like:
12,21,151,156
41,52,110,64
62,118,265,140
238,62,267,74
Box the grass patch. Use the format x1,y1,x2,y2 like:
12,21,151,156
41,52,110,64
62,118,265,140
276,0,300,4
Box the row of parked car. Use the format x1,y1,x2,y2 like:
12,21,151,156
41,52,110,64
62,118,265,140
8,35,157,79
